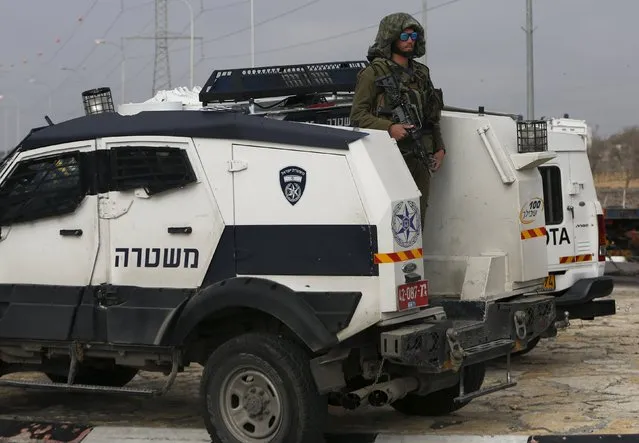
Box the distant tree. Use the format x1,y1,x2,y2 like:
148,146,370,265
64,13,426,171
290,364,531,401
587,125,608,174
608,126,639,207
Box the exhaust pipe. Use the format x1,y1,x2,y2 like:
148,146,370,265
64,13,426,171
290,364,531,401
341,385,374,410
368,377,420,407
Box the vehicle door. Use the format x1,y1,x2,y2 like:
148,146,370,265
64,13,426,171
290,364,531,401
567,149,599,265
230,143,372,276
539,157,575,290
71,137,222,346
0,142,100,341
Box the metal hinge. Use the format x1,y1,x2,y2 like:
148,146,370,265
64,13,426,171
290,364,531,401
227,160,248,172
569,181,584,196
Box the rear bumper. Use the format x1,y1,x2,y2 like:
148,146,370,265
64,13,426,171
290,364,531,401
432,295,557,354
493,295,557,352
554,276,614,306
557,299,616,320
379,317,515,374
553,276,615,320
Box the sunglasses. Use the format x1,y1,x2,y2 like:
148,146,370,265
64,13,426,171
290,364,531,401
399,32,418,41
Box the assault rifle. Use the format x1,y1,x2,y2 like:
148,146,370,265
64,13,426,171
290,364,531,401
375,73,436,175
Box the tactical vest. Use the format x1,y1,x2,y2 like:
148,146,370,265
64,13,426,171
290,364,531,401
368,58,444,137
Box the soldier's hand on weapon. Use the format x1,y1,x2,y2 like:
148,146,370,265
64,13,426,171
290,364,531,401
388,123,414,141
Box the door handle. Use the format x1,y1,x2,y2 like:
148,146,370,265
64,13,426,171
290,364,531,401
567,205,574,218
60,229,83,237
168,226,192,234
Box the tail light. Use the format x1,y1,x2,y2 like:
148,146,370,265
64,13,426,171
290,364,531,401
597,213,607,261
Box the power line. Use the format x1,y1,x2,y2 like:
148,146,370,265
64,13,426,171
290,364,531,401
19,0,466,118
124,0,203,94
72,9,126,75
0,0,100,79
90,0,208,102
21,1,156,115
94,11,158,88
2,0,153,80
196,0,466,64
125,9,210,87
92,13,158,90
201,21,375,62
200,0,322,48
171,0,250,39
43,0,100,65
201,0,251,13
428,0,466,12
139,0,323,88
98,54,151,90
45,2,147,107
128,0,157,10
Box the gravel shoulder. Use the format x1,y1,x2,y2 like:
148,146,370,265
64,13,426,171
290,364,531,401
0,287,637,437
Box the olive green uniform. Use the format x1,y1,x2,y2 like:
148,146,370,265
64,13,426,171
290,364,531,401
349,12,445,226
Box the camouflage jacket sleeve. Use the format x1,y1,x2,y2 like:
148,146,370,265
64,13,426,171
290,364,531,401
431,114,446,153
424,71,446,153
349,67,394,131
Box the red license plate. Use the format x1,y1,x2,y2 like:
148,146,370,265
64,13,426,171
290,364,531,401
397,280,429,311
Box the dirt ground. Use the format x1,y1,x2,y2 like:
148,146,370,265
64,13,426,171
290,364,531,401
0,285,638,437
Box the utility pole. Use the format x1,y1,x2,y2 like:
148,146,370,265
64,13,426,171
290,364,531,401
250,0,255,67
524,0,535,120
154,0,171,94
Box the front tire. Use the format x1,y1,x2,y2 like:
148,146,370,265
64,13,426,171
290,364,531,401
390,363,485,416
200,332,326,443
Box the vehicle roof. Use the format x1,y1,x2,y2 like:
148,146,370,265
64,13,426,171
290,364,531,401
19,109,368,151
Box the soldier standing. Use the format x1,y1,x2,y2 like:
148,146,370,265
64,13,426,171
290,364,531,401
350,12,446,227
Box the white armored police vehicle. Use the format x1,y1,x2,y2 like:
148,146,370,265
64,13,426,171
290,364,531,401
516,116,615,353
236,61,613,356
0,62,556,443
423,111,615,356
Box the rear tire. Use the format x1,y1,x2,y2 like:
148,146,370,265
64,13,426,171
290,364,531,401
200,332,326,443
390,363,485,416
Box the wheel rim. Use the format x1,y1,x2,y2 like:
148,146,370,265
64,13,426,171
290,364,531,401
219,367,284,442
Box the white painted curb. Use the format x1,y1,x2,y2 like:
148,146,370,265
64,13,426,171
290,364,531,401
81,426,211,442
374,437,529,443
80,427,531,443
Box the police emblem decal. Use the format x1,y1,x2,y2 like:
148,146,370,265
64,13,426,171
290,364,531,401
279,166,307,205
392,200,421,248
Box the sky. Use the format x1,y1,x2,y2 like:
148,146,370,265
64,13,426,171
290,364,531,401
0,0,637,150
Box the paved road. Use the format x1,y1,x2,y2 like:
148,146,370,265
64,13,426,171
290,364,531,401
0,282,638,437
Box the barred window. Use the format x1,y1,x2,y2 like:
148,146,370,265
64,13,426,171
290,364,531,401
0,153,86,224
110,146,197,194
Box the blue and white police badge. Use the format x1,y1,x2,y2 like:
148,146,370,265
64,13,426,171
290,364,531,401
279,166,307,205
392,200,421,248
